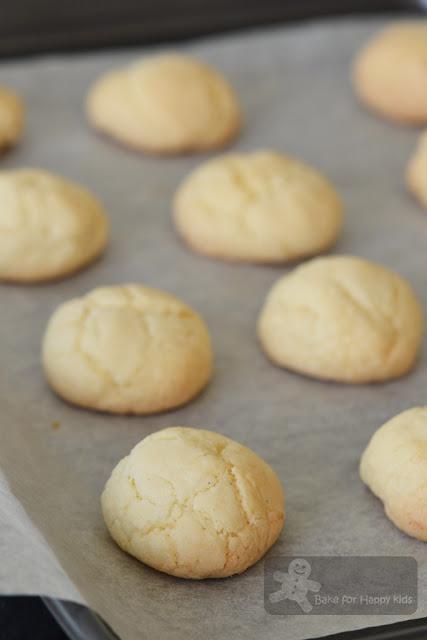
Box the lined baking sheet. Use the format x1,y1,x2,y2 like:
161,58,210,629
1,15,427,640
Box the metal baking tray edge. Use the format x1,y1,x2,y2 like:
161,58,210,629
43,598,119,640
43,597,427,640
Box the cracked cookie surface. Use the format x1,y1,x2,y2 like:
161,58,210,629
0,169,108,282
354,23,427,123
101,427,285,578
0,87,24,152
42,285,213,414
174,151,343,263
258,256,423,383
360,407,427,541
86,53,241,154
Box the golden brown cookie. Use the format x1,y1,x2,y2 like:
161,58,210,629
407,131,427,210
258,256,423,383
43,285,213,414
0,169,108,282
360,407,427,541
87,53,241,154
0,86,24,152
354,22,427,123
102,426,285,578
174,151,343,263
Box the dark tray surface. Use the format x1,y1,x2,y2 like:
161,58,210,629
0,0,424,57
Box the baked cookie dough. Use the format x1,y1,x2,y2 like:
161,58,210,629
407,131,427,210
43,285,213,414
258,256,423,383
0,169,108,282
0,87,24,152
87,53,241,154
102,426,285,578
360,407,427,541
353,22,427,123
174,151,343,263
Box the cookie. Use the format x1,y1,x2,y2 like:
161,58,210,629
258,256,423,383
0,87,24,152
102,426,285,578
86,53,241,154
407,131,427,210
0,169,108,282
43,285,213,414
174,151,343,263
353,23,427,123
360,407,427,541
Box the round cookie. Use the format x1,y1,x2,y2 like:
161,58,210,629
407,131,427,210
174,151,343,263
0,169,108,282
102,426,285,578
360,407,427,541
258,256,423,383
42,285,213,414
87,53,241,154
0,87,24,152
353,22,427,123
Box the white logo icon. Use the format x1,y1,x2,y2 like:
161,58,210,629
269,558,321,612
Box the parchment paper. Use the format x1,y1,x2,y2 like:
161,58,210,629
1,15,427,640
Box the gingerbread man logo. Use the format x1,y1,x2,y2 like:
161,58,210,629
269,558,321,612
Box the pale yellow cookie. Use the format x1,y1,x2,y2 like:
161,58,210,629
43,285,213,414
0,169,108,282
102,426,285,578
360,407,427,541
258,256,423,383
174,151,343,263
87,53,241,154
354,22,427,123
0,87,24,151
407,131,427,210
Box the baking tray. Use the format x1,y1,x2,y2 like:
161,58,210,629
0,0,423,58
1,4,427,640
43,599,119,640
43,598,427,640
